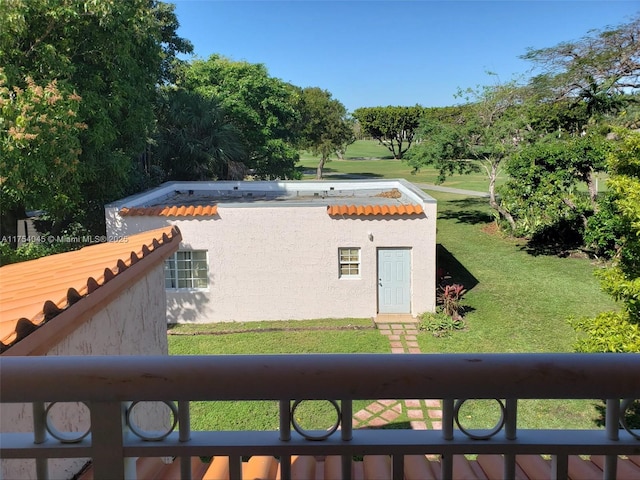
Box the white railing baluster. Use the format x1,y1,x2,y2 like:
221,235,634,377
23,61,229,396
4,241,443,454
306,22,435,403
604,398,620,480
441,398,455,479
178,401,191,480
32,402,48,480
89,401,133,480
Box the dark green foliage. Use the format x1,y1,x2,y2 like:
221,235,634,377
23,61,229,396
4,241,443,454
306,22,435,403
419,311,466,337
0,0,192,237
177,55,302,179
352,106,424,159
297,87,353,178
499,133,610,241
584,192,626,258
572,130,640,353
153,88,246,180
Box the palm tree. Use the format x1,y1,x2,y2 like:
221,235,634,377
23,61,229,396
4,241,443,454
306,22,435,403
154,89,247,180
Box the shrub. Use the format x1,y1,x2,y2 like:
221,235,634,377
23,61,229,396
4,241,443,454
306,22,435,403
438,283,466,318
419,310,466,337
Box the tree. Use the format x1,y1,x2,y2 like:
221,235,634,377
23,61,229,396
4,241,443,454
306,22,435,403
153,88,247,181
0,0,192,236
0,72,85,242
298,87,353,179
522,15,640,113
572,129,640,353
499,131,611,240
352,106,424,159
496,16,640,246
177,55,301,179
406,82,528,229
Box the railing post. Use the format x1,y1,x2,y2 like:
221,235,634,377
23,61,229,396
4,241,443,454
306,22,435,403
503,398,518,480
551,454,568,480
604,399,620,480
441,399,455,480
340,399,353,479
341,399,352,441
32,402,49,480
89,401,135,480
228,456,242,480
279,400,291,441
178,401,191,480
279,400,292,480
392,454,404,480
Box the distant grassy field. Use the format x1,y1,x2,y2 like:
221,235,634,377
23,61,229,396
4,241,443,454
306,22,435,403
299,140,501,192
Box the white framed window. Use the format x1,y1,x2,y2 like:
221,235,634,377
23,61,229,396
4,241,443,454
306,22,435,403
165,250,208,289
339,247,361,278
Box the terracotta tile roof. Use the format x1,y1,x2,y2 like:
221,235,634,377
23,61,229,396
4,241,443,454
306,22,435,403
119,205,218,217
0,226,181,354
81,454,640,479
327,204,424,216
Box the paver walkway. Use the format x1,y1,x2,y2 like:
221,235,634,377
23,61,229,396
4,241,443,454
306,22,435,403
352,321,443,430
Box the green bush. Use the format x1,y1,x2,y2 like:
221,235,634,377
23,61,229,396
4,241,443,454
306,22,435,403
418,310,466,337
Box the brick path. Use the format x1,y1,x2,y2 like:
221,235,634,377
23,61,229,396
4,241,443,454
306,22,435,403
352,322,442,430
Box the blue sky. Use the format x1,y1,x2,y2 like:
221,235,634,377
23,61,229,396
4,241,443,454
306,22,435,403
172,1,639,112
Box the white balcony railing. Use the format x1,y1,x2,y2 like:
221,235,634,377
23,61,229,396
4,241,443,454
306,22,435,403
1,353,640,480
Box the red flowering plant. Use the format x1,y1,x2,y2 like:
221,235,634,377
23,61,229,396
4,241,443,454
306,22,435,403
438,283,466,319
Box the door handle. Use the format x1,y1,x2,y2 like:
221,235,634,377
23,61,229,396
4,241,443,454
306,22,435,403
378,279,382,286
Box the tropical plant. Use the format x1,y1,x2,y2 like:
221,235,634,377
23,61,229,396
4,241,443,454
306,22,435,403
438,283,467,319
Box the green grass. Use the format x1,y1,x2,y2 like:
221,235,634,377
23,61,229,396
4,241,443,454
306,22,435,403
168,189,617,432
421,192,615,354
169,319,390,431
299,140,500,192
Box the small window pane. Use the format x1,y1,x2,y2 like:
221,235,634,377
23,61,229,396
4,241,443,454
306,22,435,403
339,248,360,278
165,250,209,290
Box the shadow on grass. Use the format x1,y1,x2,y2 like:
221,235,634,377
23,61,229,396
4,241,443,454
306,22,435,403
437,244,479,292
358,421,413,430
521,219,585,258
346,155,396,161
437,198,493,225
323,172,384,179
593,400,640,429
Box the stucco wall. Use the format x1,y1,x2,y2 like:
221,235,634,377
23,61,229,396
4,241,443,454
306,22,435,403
0,265,168,480
107,202,437,323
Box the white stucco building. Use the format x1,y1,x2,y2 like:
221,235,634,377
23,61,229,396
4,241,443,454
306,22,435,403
106,179,437,323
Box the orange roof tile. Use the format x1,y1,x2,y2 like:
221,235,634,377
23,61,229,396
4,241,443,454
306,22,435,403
119,205,217,217
327,204,424,216
0,226,181,354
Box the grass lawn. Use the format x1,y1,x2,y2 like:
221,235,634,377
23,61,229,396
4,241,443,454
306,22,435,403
298,140,499,193
169,318,391,431
168,192,616,431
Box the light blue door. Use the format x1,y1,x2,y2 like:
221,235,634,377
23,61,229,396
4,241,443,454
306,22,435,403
377,248,411,314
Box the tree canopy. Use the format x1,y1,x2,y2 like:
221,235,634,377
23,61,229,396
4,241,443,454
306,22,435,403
153,88,247,181
352,106,424,159
0,0,192,238
572,129,640,352
177,54,301,179
406,82,528,228
298,87,353,179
